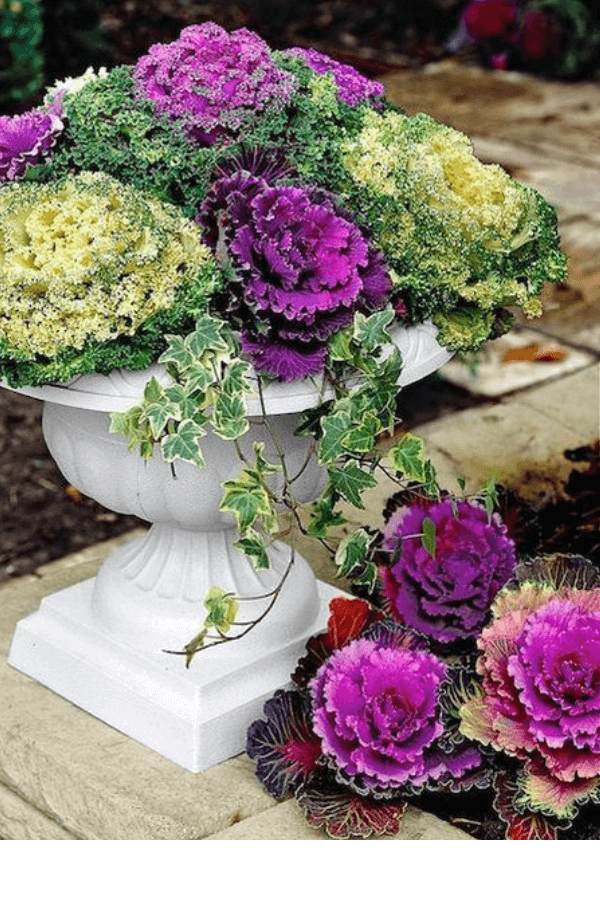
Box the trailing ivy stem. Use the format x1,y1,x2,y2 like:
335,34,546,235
256,376,290,484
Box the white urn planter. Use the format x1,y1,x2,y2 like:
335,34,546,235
7,321,452,772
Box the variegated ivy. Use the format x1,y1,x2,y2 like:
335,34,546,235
110,308,449,664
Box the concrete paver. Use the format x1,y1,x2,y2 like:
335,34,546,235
205,799,473,841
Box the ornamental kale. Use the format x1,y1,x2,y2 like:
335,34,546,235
134,22,297,145
199,163,390,380
0,172,218,383
0,104,64,182
247,596,484,839
381,498,517,644
460,555,600,821
282,47,385,107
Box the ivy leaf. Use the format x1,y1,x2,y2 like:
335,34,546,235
180,627,209,668
388,433,427,483
186,314,229,359
421,516,437,559
423,459,441,499
329,460,377,509
184,364,215,395
219,358,252,397
252,442,282,478
143,375,166,403
235,529,270,570
204,586,239,633
327,326,354,362
307,493,347,538
340,410,380,455
212,391,249,441
482,475,499,521
318,407,352,465
220,474,274,532
158,334,195,374
335,528,377,579
351,561,379,594
161,418,206,467
352,307,395,355
141,400,181,441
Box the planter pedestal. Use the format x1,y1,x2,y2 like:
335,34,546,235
7,322,452,772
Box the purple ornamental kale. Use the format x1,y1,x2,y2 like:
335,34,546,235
381,499,517,644
283,47,385,107
134,22,297,144
199,167,390,380
310,631,479,793
461,575,600,819
0,104,64,182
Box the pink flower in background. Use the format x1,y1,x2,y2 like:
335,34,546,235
0,104,64,182
463,0,518,41
520,9,563,62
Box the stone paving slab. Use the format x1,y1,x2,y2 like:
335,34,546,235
205,798,473,841
441,328,597,398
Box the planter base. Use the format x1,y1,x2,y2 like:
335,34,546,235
8,575,337,772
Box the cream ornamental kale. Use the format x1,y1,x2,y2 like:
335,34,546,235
0,172,220,386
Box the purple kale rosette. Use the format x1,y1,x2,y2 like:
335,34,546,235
460,556,600,820
199,165,390,380
309,622,483,796
134,22,297,144
0,104,64,182
380,498,517,644
282,47,385,107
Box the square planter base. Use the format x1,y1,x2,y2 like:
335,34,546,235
8,577,336,772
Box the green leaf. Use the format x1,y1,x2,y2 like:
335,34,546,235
235,529,270,570
352,307,395,355
335,528,377,578
351,561,379,594
211,390,249,440
219,358,253,397
307,493,347,538
318,407,352,465
184,364,215,395
220,475,274,532
457,476,467,493
388,433,427,482
161,418,206,467
423,459,441,499
327,326,354,362
252,442,281,478
340,410,380,455
186,314,229,359
143,375,166,403
181,627,209,668
421,516,437,559
329,460,377,509
141,399,181,441
158,334,195,374
204,586,239,633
